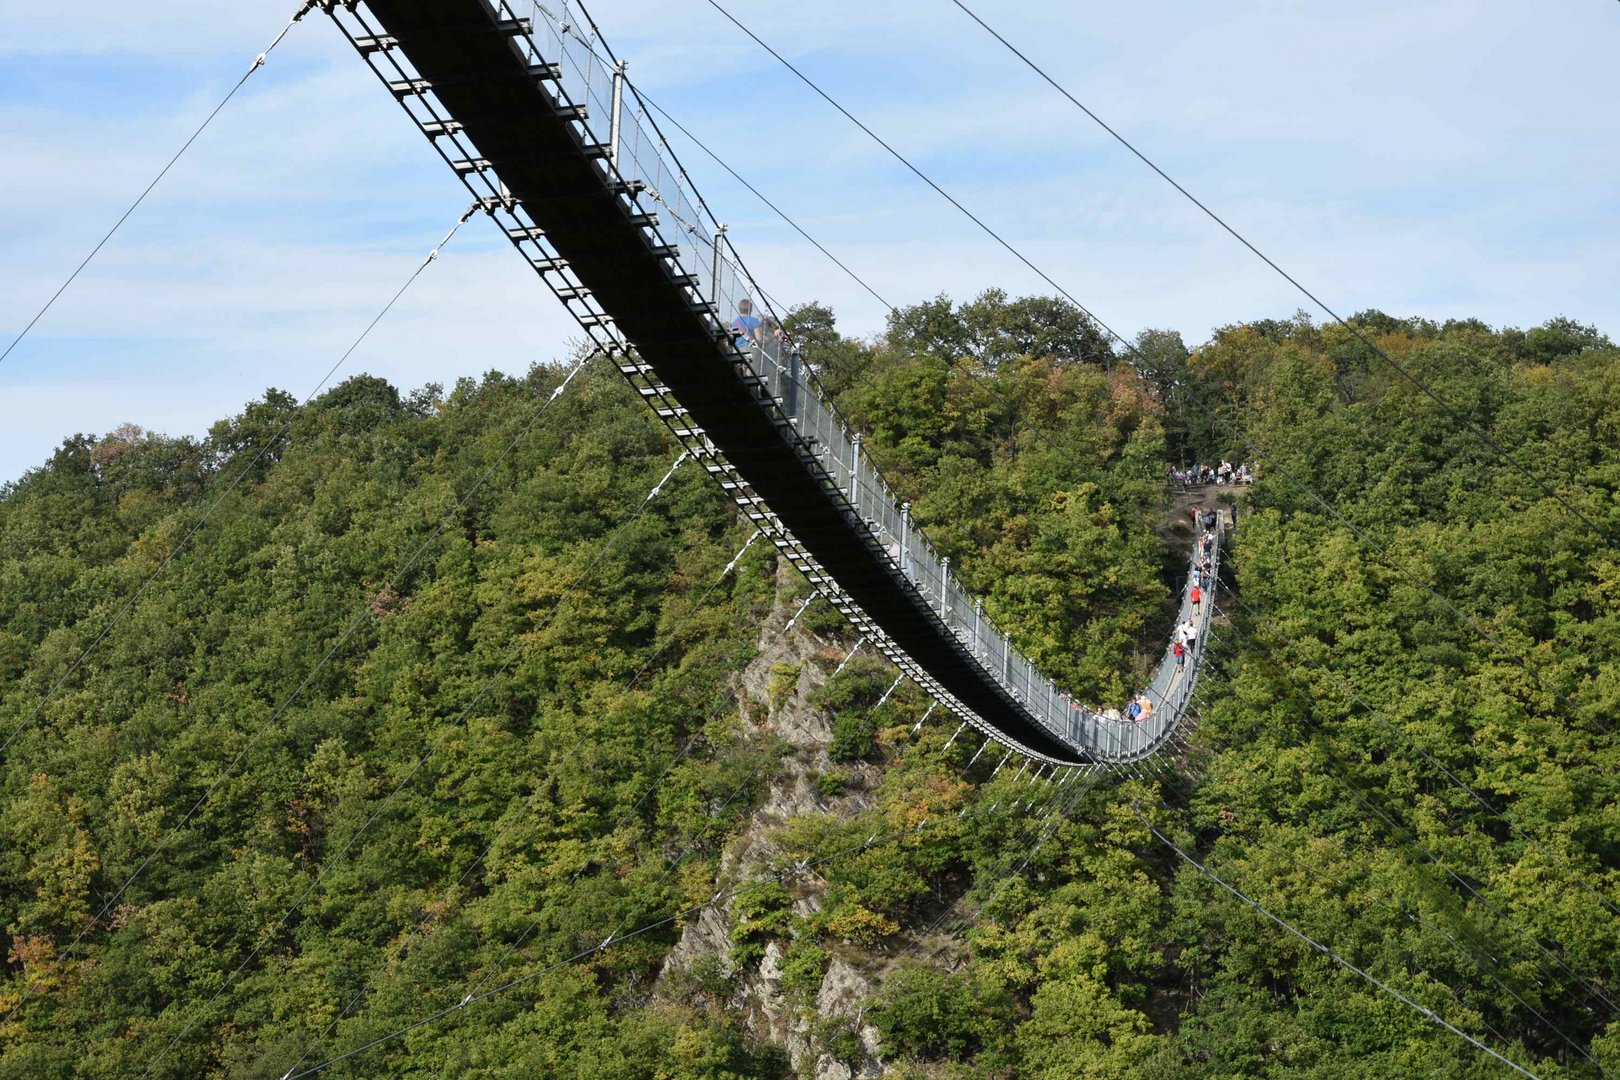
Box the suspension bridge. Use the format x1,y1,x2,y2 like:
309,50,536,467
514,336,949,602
321,0,1216,768
3,1,1609,1077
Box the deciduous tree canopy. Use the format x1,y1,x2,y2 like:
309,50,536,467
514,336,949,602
1,295,1616,1078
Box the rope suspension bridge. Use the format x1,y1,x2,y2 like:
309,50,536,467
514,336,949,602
2,2,1614,1078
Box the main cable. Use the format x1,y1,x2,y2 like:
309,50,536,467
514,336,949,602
701,0,1115,349
0,1,317,369
1222,587,1619,921
1198,642,1620,1019
633,88,894,313
706,0,1620,748
0,202,482,760
1134,810,1543,1079
945,0,1613,548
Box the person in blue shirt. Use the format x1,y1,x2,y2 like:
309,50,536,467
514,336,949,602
733,297,763,353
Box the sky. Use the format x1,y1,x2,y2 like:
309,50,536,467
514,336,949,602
1,0,1617,484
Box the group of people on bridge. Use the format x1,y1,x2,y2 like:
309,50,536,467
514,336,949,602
1172,460,1252,489
1118,511,1219,725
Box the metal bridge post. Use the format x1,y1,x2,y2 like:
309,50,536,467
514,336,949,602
609,59,628,172
710,224,727,311
900,502,912,579
788,346,801,421
973,598,982,656
940,556,950,618
849,433,862,512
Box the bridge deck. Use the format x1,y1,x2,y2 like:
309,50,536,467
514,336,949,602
334,0,1219,766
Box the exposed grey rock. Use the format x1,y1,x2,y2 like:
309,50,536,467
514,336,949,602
656,570,886,1077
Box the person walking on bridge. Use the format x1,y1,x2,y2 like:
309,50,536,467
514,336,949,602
732,297,763,353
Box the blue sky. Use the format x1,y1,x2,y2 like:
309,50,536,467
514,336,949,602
2,0,1617,483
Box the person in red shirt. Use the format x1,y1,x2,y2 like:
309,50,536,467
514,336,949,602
1190,584,1202,611
1173,640,1186,668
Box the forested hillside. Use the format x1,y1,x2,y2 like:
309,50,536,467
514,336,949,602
1,295,1616,1078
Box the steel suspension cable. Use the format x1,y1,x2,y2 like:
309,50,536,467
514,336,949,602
0,2,318,369
1188,644,1608,1070
0,344,596,1027
633,89,894,313
701,0,1606,747
140,448,695,1077
1394,882,1611,1076
945,0,1613,549
1133,810,1543,1079
701,0,1121,353
1223,587,1620,921
1162,677,1578,1065
1207,411,1600,734
0,203,482,760
1198,644,1620,1019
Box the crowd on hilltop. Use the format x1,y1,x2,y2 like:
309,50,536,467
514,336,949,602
1171,460,1252,489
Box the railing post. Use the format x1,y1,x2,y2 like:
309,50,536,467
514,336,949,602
609,59,628,171
973,598,982,657
710,224,727,312
940,556,950,617
788,346,801,421
849,433,861,512
900,502,912,579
